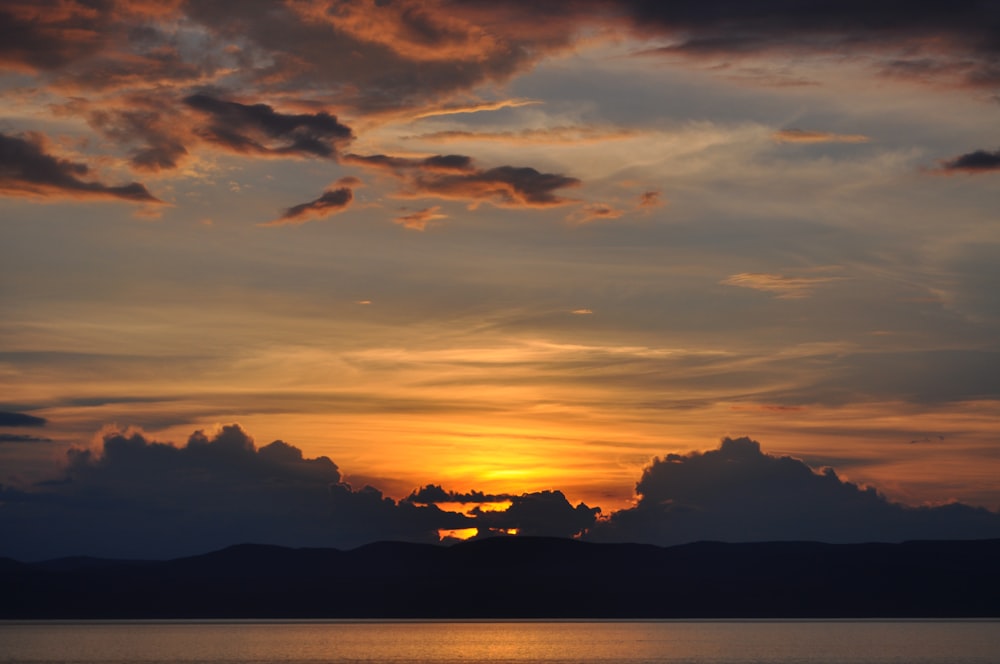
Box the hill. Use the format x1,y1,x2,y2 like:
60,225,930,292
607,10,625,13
3,537,999,618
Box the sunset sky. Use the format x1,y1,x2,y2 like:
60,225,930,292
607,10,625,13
3,0,1000,560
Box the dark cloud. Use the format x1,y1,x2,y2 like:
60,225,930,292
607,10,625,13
471,490,600,539
588,437,1000,546
0,434,52,443
344,153,475,173
183,0,576,115
939,148,1000,172
0,132,159,203
3,427,999,560
0,422,604,560
346,151,580,208
0,424,470,560
410,165,579,207
265,186,354,226
0,1,110,72
183,94,353,159
87,104,189,172
620,0,1000,80
0,412,46,427
406,484,511,503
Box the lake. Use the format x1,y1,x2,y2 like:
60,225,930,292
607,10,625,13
1,620,998,663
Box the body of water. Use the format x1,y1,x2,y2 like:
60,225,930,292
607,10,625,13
1,620,998,664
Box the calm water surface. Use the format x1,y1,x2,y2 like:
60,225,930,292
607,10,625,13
1,620,998,664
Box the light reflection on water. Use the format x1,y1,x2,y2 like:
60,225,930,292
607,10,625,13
0,620,998,664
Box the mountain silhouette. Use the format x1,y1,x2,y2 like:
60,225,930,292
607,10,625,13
4,537,999,618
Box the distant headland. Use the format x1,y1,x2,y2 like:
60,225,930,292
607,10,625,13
3,537,999,619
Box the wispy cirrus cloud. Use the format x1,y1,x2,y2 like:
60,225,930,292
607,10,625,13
394,206,448,231
772,129,870,144
408,126,640,145
412,98,543,119
721,272,845,299
567,203,624,224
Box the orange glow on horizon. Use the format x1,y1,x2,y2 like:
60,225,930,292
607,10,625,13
429,501,513,514
438,528,478,541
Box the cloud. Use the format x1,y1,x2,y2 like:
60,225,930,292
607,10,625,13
637,190,664,208
0,423,606,560
183,94,353,159
185,0,576,115
938,148,1000,173
408,126,639,145
0,1,111,72
406,484,511,503
0,434,52,443
86,101,189,172
721,272,844,298
0,411,47,427
588,437,1000,546
413,98,542,119
471,490,600,539
618,1,1000,89
344,153,475,174
394,206,447,230
406,165,580,208
0,132,160,203
567,203,625,224
3,425,999,560
265,186,354,226
772,129,870,144
346,152,580,208
0,424,470,560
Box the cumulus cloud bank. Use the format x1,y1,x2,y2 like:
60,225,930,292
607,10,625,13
588,437,1000,546
0,424,599,560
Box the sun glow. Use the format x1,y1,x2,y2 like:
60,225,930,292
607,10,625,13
438,528,478,541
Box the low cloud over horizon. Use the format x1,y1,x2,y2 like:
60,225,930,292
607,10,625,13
2,426,998,562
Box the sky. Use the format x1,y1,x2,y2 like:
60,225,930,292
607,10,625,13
2,0,1000,560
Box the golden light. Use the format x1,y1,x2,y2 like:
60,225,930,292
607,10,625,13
438,528,478,541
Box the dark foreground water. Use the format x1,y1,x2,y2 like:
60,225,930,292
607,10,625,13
1,620,998,664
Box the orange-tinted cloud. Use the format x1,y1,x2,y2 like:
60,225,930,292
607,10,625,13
412,99,542,119
0,0,109,72
84,97,190,172
567,203,624,224
637,190,665,209
0,132,160,203
264,186,353,226
409,125,640,145
721,272,843,299
772,129,870,144
395,206,447,231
